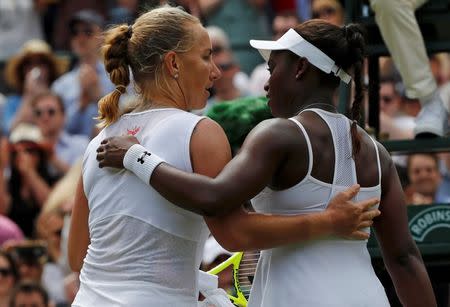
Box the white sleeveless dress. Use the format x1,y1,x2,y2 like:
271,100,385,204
248,109,390,307
72,108,210,307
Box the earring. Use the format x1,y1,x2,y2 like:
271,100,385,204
174,73,179,79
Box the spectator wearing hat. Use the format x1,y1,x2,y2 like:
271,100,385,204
2,40,67,135
52,10,116,138
5,124,60,238
31,92,88,176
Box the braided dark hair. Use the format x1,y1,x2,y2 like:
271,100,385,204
344,24,366,157
294,20,367,157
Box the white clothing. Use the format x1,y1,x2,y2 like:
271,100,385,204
73,108,210,307
248,109,390,307
369,0,435,99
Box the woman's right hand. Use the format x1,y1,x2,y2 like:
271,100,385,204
326,185,381,240
96,135,140,169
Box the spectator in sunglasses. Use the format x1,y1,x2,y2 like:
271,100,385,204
0,251,18,307
52,10,116,138
199,27,249,114
2,40,67,135
31,92,88,176
311,0,344,26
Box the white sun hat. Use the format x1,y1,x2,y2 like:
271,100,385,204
249,28,352,84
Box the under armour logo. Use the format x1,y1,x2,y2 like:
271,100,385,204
137,151,151,164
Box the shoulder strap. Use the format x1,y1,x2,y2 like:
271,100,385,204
288,117,313,177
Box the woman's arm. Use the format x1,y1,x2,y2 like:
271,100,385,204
374,143,436,307
185,118,378,250
98,118,379,250
206,192,379,251
67,175,90,272
99,118,299,216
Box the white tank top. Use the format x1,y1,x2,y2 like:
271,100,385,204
248,109,390,307
73,108,210,307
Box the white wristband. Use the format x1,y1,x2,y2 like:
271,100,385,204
123,144,164,185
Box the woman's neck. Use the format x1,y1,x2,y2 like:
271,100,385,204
133,92,186,112
295,91,337,114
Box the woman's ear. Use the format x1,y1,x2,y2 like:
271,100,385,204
295,57,310,80
163,51,179,79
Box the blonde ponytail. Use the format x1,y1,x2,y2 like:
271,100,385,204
97,24,132,127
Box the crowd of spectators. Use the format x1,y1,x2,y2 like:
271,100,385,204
0,0,449,305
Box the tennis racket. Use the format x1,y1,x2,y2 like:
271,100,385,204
207,251,260,307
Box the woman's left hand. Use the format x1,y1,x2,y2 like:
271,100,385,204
96,135,140,169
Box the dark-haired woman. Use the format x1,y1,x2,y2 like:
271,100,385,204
7,125,59,238
98,20,436,306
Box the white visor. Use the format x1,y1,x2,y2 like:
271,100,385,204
249,28,352,84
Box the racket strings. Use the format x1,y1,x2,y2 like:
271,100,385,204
236,251,260,299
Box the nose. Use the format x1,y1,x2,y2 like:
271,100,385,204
264,80,269,92
211,61,222,81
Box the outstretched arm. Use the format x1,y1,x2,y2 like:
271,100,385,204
98,118,294,216
97,118,379,250
374,143,436,307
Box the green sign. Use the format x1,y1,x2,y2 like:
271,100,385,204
409,206,450,242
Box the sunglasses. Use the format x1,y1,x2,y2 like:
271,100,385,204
70,26,94,37
312,7,337,19
34,107,57,118
0,268,12,277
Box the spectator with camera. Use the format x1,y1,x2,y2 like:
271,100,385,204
2,40,67,135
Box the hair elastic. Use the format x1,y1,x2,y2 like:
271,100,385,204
114,84,127,95
126,25,133,39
